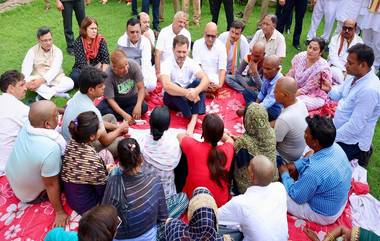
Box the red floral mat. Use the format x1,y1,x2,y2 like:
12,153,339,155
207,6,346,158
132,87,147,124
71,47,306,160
94,84,246,135
0,176,78,241
0,87,343,240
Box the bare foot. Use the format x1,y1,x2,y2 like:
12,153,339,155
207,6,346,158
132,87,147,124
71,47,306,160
186,115,198,136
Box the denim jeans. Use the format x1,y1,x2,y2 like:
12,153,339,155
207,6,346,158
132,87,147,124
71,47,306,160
163,80,206,118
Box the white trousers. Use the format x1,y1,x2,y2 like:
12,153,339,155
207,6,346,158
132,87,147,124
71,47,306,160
30,74,74,100
142,66,157,92
363,29,380,70
307,0,340,41
287,194,347,225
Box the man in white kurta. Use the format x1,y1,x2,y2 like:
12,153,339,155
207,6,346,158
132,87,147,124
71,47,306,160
218,20,250,75
357,0,380,71
22,27,74,100
192,22,227,96
155,11,191,76
328,19,363,84
117,17,157,91
0,70,29,176
306,0,342,42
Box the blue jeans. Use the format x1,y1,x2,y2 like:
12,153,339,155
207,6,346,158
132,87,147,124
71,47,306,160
163,80,206,118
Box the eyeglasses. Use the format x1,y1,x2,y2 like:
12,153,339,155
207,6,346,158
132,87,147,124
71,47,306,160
205,34,217,39
342,26,354,32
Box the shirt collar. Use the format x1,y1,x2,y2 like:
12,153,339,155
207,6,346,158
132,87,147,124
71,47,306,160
263,71,283,84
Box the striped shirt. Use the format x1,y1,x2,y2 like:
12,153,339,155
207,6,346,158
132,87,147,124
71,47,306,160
281,143,352,216
102,172,168,239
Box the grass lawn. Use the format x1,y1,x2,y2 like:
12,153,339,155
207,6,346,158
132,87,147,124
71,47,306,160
0,0,379,199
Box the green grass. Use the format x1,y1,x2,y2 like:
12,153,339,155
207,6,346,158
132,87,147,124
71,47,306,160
0,0,379,199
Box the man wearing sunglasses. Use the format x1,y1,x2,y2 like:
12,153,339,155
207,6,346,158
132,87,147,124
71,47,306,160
328,19,363,84
192,22,227,98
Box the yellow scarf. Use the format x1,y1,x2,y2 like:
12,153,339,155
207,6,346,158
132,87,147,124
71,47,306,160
369,0,380,13
225,36,241,75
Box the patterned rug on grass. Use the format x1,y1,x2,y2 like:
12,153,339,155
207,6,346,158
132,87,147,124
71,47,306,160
94,84,246,135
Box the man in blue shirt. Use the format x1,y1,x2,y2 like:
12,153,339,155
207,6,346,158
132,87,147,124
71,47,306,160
322,43,380,167
279,115,352,225
237,54,283,122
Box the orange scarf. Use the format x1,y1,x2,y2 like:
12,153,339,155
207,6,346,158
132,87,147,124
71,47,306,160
369,0,380,13
82,34,105,62
226,36,240,75
338,33,354,56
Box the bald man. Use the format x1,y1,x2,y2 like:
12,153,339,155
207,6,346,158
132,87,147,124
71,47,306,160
192,22,227,97
236,54,283,122
155,11,191,76
139,12,155,47
225,41,266,94
328,19,363,84
218,155,288,241
274,77,308,163
6,100,68,227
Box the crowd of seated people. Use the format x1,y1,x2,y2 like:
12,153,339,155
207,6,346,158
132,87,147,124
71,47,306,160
1,6,380,241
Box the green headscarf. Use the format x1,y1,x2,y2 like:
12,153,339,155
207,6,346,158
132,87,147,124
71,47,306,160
233,103,277,193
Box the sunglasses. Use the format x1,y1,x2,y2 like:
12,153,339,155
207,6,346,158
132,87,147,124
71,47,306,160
342,26,354,31
205,34,217,39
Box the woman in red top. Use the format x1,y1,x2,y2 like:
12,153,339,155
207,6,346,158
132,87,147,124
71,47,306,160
178,113,234,207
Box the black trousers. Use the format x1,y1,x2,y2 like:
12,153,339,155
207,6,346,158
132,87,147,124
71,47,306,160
337,142,373,168
62,0,86,50
209,0,234,31
276,0,307,46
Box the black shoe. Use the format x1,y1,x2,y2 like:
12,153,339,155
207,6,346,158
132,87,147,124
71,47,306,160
293,44,301,51
153,25,161,32
304,39,311,46
67,47,74,56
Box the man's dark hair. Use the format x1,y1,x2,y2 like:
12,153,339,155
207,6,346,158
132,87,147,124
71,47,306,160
126,17,140,28
306,115,336,148
230,20,245,32
348,43,375,68
0,70,24,93
173,34,189,49
36,26,51,38
79,66,107,94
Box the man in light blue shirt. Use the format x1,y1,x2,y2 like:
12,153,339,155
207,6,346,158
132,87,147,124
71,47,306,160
6,101,68,227
61,66,129,157
279,116,352,225
322,43,380,167
236,55,283,122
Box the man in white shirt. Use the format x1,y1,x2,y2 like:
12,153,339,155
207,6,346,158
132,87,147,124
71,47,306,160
249,14,286,61
218,155,288,241
21,27,74,100
117,17,156,92
328,19,363,84
306,0,342,42
155,11,191,77
322,43,380,167
357,0,380,72
0,70,29,176
274,77,308,163
139,12,155,47
192,22,227,97
160,35,209,135
218,20,250,75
